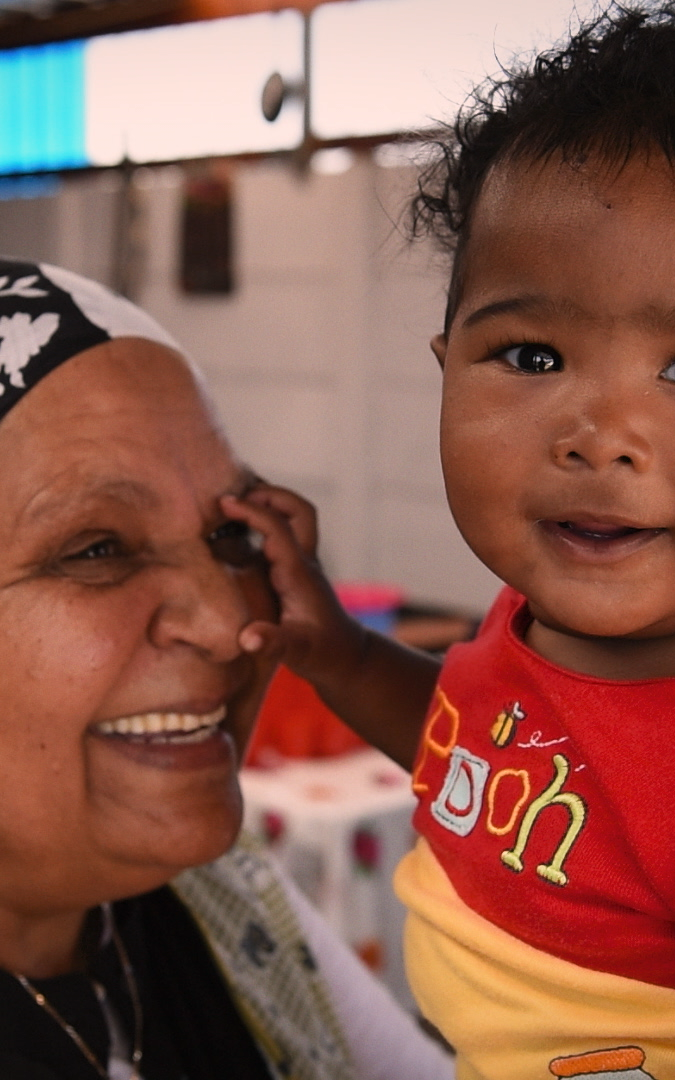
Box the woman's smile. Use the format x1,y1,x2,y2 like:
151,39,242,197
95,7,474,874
90,703,239,770
94,703,227,739
90,718,237,772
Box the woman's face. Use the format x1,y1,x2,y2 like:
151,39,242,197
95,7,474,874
0,338,276,915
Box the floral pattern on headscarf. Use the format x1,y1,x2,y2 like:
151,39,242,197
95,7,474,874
0,257,179,419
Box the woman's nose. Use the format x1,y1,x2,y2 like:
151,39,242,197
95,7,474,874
550,388,654,473
148,551,250,661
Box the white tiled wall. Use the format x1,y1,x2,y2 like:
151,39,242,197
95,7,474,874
0,156,501,616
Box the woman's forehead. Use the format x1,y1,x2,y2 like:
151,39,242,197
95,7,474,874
15,468,252,537
0,339,248,520
6,337,209,427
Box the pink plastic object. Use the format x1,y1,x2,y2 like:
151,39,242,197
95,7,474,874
335,582,405,633
245,666,368,765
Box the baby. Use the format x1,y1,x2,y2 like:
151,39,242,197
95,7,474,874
231,4,675,1077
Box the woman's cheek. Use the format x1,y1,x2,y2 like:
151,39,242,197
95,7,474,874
1,587,144,712
238,559,279,623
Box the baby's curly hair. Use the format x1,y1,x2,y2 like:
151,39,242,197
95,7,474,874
415,3,675,325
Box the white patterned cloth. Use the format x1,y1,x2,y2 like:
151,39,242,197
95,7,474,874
174,835,358,1080
173,833,455,1080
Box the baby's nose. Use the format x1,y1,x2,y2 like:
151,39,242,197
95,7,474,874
550,389,653,473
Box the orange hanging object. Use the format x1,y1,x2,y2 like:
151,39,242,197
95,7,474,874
177,0,339,19
245,665,367,765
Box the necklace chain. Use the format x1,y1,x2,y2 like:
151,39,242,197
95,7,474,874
13,908,143,1080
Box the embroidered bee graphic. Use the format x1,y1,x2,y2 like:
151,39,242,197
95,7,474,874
490,701,527,748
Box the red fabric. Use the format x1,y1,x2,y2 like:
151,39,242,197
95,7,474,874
412,587,675,988
246,665,367,764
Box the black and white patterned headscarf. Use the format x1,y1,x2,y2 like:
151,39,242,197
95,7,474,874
0,257,180,420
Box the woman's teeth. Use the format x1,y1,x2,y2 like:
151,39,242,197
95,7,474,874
95,705,226,742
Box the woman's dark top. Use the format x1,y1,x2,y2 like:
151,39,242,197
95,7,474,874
0,886,274,1080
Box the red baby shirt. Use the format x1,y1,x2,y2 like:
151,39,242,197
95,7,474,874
412,586,675,987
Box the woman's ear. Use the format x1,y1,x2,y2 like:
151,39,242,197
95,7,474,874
431,333,448,370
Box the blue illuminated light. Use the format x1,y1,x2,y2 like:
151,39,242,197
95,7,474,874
0,39,88,174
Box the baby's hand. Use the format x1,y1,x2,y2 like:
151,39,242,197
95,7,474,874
222,482,441,770
221,484,365,688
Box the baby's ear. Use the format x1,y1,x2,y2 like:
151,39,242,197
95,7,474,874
431,333,448,369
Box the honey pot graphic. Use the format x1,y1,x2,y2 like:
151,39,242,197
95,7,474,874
549,1047,655,1078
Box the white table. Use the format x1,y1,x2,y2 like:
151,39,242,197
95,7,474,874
240,748,417,1009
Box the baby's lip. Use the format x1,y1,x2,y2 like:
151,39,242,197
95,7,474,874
539,518,667,551
557,520,647,538
540,510,661,533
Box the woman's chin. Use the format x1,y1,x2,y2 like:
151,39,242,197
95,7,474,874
93,809,243,903
149,805,242,872
86,739,245,894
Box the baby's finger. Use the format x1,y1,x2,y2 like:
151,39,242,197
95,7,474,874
244,484,318,554
240,617,316,671
220,495,316,617
238,619,285,659
221,492,316,562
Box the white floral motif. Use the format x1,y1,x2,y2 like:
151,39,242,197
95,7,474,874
0,274,47,299
0,311,60,394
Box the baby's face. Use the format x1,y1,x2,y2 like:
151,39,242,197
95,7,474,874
435,151,675,674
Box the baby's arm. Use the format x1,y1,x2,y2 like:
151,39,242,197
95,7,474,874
225,484,440,771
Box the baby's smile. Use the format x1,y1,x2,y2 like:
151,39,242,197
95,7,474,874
538,519,666,560
439,151,675,672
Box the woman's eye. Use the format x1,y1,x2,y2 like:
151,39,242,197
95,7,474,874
208,520,262,568
54,535,135,584
661,359,675,382
500,343,562,373
63,538,120,561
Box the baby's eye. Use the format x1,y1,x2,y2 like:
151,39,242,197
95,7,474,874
208,520,263,568
500,343,562,373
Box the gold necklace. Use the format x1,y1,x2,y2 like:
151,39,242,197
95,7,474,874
13,907,143,1080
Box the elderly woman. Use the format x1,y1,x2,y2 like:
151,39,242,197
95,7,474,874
0,258,453,1080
